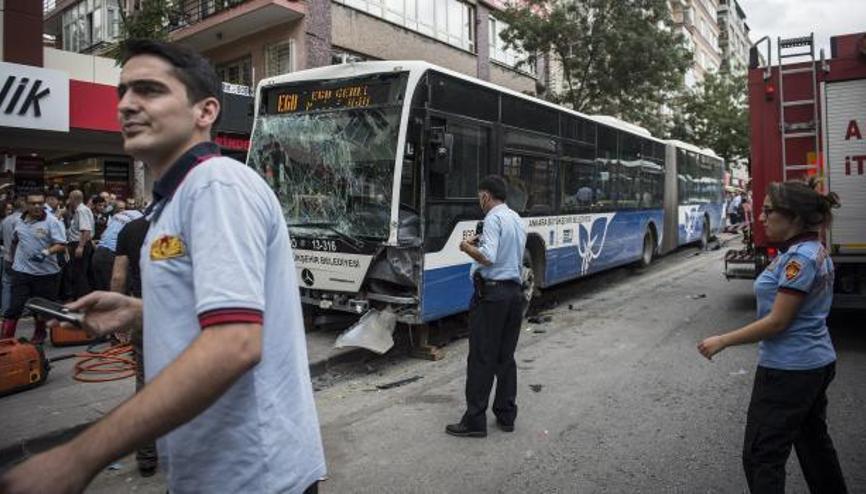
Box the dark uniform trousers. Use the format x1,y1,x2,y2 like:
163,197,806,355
4,271,61,319
743,363,848,493
90,246,116,292
63,242,92,300
461,279,524,431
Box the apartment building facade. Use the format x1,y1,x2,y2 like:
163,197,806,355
43,0,541,94
717,0,750,74
670,0,722,88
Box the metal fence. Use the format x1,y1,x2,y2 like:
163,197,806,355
167,0,249,31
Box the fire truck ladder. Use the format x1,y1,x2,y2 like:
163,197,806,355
777,33,820,181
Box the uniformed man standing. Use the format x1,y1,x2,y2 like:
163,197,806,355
447,175,527,438
0,193,67,342
0,40,326,494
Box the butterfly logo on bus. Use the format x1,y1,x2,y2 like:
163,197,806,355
576,214,616,275
681,206,701,242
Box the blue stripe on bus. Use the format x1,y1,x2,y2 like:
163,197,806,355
419,209,665,322
420,263,474,322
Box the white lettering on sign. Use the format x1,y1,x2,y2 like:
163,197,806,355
0,61,69,132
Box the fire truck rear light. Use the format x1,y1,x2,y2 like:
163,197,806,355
765,83,776,100
768,247,778,258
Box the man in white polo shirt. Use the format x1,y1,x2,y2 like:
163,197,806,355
0,40,325,494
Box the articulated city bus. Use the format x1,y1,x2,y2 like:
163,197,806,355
247,61,723,325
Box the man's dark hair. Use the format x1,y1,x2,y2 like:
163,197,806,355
478,175,508,201
47,190,61,200
90,195,107,206
121,39,222,128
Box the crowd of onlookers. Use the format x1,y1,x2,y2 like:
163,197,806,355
0,186,148,343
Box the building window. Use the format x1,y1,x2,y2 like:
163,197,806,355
334,0,475,52
62,0,119,53
265,40,293,77
216,56,253,87
489,16,536,76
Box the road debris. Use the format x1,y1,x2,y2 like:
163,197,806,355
729,368,748,376
529,384,544,393
688,293,707,300
376,375,423,390
527,315,553,324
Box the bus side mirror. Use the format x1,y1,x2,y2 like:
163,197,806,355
429,128,454,174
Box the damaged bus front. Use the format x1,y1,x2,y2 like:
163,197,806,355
248,64,426,324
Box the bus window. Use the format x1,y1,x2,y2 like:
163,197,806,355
618,132,643,209
503,155,528,213
561,159,596,213
596,126,617,209
561,140,596,213
503,154,556,216
677,148,689,205
687,151,699,204
428,121,489,200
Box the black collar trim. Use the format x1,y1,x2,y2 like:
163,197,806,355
151,141,221,204
772,231,819,253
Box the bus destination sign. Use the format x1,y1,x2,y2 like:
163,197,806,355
268,82,392,114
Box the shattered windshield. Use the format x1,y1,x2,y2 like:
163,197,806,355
248,74,407,240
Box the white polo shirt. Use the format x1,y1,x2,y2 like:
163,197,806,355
141,142,326,493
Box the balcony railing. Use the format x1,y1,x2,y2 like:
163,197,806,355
167,0,249,31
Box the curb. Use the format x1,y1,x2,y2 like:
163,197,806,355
0,346,369,471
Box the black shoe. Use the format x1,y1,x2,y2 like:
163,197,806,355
496,420,514,432
445,422,487,438
138,464,157,478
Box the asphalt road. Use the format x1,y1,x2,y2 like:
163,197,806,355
83,240,865,493
312,241,865,493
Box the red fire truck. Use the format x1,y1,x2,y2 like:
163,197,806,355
725,31,866,309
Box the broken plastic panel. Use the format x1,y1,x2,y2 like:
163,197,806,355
334,308,398,354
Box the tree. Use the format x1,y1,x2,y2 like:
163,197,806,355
670,72,749,165
106,0,172,62
498,0,692,136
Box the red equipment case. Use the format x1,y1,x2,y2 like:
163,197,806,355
0,338,49,396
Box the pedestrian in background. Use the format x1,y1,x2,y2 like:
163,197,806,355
0,193,67,342
0,39,326,494
64,189,94,300
91,201,142,291
447,175,527,438
111,215,157,477
0,198,25,318
698,179,847,493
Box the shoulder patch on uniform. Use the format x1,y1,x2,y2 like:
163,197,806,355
150,234,186,260
784,259,802,281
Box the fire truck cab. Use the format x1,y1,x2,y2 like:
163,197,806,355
726,31,866,309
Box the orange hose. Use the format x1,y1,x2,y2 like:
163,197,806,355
73,344,136,383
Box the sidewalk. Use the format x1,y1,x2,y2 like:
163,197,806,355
0,318,363,471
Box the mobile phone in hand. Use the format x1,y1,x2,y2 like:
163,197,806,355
25,297,84,327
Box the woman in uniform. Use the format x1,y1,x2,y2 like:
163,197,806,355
697,178,847,493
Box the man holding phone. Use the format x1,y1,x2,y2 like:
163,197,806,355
447,175,527,438
0,193,67,342
0,40,325,493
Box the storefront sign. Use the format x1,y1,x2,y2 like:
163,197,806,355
104,160,131,199
14,156,45,195
215,134,250,151
0,61,69,132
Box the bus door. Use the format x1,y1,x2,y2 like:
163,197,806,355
421,113,494,321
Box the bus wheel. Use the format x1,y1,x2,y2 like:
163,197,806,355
521,251,536,317
700,217,710,250
638,230,654,268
